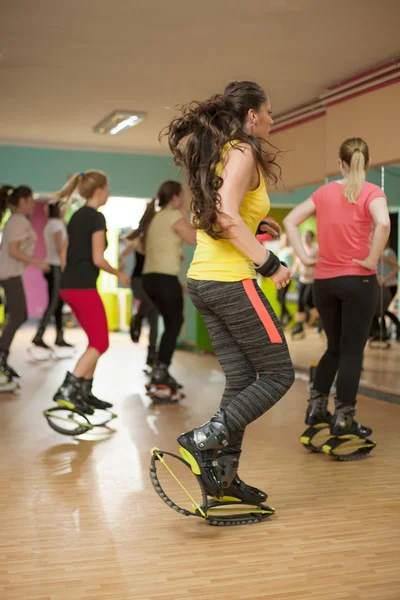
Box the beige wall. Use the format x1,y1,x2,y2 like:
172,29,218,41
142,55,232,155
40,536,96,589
270,81,400,188
270,116,326,190
325,82,400,174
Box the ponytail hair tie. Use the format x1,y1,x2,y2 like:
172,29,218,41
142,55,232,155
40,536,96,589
79,172,85,178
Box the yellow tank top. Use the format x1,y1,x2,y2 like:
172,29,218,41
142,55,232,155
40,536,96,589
187,141,270,282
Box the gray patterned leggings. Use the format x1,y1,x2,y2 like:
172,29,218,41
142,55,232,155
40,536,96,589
187,278,294,451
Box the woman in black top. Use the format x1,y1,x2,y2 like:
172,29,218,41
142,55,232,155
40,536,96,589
52,170,130,414
119,216,159,368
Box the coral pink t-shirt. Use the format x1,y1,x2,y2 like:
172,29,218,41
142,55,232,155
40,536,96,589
312,181,386,279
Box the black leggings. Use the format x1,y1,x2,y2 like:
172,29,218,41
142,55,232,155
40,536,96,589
277,286,290,318
313,275,378,407
0,276,27,353
142,274,183,366
37,266,64,334
298,282,314,312
187,278,294,445
131,277,158,348
384,285,399,333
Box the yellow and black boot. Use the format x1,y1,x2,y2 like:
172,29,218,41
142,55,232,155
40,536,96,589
53,372,94,415
80,378,113,410
177,409,231,498
216,451,268,504
305,390,331,426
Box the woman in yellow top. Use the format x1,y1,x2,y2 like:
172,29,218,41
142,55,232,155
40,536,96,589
164,81,295,502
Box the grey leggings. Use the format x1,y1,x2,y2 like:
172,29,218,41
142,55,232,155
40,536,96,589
0,276,27,352
187,278,294,450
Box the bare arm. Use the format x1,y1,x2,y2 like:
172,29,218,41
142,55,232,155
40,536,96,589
9,241,48,271
119,238,141,260
382,267,400,285
283,198,317,266
92,230,130,286
291,256,300,277
174,218,197,245
54,230,64,258
353,197,390,270
60,238,68,271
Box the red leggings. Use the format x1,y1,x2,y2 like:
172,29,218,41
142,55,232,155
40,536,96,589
60,289,109,354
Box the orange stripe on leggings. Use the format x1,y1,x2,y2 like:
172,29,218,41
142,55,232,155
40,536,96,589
242,279,282,343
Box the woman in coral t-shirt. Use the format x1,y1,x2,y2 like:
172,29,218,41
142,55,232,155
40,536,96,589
284,137,390,439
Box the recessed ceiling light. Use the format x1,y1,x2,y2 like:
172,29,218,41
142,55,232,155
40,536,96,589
93,110,146,135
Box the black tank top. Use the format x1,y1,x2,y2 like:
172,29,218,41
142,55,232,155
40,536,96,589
132,251,145,278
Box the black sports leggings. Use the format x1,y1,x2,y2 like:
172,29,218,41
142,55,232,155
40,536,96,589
142,273,183,366
313,275,378,407
298,282,314,312
131,276,158,348
0,276,27,352
37,266,64,333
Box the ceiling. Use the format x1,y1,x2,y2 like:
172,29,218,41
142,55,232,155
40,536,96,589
1,0,400,155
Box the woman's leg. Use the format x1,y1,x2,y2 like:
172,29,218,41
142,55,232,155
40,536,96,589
277,286,290,322
53,267,66,342
384,285,400,336
178,279,294,496
335,276,378,407
34,267,62,342
143,274,183,367
54,290,110,412
197,279,294,431
304,280,341,424
312,280,341,397
292,282,307,333
0,277,27,355
131,277,159,348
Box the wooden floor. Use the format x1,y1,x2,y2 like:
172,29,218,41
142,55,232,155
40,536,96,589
1,326,400,600
287,326,400,396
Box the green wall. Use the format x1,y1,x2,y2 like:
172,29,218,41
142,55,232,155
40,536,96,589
0,144,181,197
269,183,320,207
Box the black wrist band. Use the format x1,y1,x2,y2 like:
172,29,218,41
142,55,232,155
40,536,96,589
254,251,281,277
256,220,271,236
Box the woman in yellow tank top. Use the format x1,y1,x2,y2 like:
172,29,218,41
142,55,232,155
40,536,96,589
164,81,295,508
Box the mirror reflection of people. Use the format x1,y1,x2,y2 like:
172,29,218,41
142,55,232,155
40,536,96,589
0,185,49,381
371,241,400,341
291,230,318,335
284,137,390,441
32,201,73,349
277,232,294,325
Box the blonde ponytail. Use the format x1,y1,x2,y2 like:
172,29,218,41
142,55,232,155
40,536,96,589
339,137,369,204
54,170,108,204
344,149,365,204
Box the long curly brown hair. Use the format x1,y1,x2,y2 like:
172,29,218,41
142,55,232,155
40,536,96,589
161,81,281,240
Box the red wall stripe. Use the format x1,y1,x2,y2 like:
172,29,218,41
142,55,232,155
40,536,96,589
325,76,400,108
271,111,325,135
242,279,282,343
325,59,400,91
